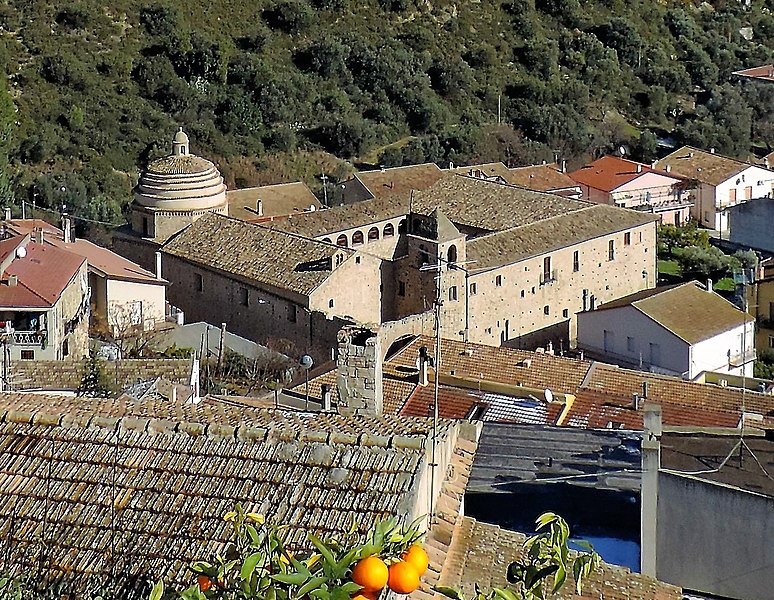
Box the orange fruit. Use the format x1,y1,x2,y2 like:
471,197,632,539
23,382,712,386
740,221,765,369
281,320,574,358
197,575,213,591
402,545,429,576
387,561,420,594
351,556,389,592
351,592,379,600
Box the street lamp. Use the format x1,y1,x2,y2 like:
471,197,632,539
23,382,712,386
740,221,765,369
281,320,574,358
300,354,313,409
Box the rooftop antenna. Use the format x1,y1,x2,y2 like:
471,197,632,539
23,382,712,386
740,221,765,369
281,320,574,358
320,172,329,208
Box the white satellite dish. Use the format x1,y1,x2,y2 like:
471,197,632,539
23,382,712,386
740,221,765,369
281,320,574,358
15,246,26,259
619,145,626,156
300,354,314,370
544,388,554,403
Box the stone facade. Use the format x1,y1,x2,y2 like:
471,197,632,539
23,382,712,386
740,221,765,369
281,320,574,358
336,327,383,416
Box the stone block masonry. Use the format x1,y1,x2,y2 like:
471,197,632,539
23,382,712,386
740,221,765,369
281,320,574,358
336,326,383,416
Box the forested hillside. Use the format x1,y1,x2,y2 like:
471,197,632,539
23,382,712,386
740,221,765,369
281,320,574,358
0,0,772,226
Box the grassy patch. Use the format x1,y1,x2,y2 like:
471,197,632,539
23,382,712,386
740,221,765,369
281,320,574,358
657,259,681,277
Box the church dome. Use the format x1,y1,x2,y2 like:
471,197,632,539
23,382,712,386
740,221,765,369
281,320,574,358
134,129,227,211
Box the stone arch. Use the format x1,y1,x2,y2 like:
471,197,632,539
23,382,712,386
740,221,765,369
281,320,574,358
352,230,364,245
368,227,380,241
336,234,348,247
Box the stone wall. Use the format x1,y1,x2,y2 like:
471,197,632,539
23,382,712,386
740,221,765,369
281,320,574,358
336,327,383,416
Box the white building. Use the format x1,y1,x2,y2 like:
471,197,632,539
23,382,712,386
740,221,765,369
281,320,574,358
655,146,774,231
576,281,755,378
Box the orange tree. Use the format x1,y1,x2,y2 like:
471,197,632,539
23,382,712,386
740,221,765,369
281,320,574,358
151,508,597,600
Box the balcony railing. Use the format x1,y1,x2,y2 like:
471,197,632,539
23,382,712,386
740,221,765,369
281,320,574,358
729,348,757,367
539,270,557,286
9,330,46,346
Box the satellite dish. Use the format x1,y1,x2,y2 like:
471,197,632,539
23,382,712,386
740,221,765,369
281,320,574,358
15,246,26,259
544,388,554,403
300,354,314,370
618,145,626,156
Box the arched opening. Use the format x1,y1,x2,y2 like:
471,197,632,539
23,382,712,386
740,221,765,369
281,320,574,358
322,238,332,245
383,223,395,237
336,234,348,247
447,244,458,265
398,219,407,234
352,230,364,245
368,227,380,241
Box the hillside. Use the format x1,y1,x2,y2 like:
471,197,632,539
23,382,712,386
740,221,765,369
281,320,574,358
0,0,771,228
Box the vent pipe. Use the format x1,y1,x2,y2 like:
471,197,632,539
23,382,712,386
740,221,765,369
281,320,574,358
8,274,17,287
632,393,640,410
3,207,9,221
642,380,649,399
256,199,263,217
418,346,429,386
321,383,332,411
706,278,713,293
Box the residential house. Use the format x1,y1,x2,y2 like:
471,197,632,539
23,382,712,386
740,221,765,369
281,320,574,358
504,162,582,199
226,181,321,222
3,216,167,332
655,146,774,230
569,155,692,225
746,274,774,356
576,281,754,378
0,233,89,362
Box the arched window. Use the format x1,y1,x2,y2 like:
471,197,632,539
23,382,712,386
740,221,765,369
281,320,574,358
383,223,395,237
447,244,458,265
368,227,380,241
336,234,348,247
352,230,364,245
322,238,332,244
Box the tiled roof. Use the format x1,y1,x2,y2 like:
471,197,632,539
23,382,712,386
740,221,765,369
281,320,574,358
412,176,588,232
9,358,192,391
655,146,751,186
163,213,348,296
594,281,752,344
0,396,448,596
732,64,774,82
388,336,591,395
356,164,444,198
504,164,580,192
568,156,679,192
226,182,321,221
447,162,511,180
0,240,85,308
437,517,682,599
467,204,655,271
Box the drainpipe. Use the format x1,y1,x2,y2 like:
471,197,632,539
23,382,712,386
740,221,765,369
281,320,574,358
641,403,662,578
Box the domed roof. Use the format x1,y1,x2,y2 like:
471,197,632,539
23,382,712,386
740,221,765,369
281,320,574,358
134,130,227,212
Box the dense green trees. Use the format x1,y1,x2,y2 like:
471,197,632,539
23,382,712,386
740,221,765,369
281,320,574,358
0,0,768,226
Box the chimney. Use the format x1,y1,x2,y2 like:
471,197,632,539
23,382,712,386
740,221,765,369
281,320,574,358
256,199,263,217
637,164,642,173
321,383,332,411
590,295,596,310
688,152,694,158
640,403,662,577
665,164,671,173
8,274,17,287
642,380,649,399
62,215,71,243
155,251,163,280
710,148,715,154
418,346,429,386
546,340,554,355
32,229,43,244
335,326,383,416
632,393,640,410
3,207,9,221
561,159,567,173
706,278,713,293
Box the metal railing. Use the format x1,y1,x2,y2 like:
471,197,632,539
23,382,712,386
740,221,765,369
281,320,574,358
539,270,557,286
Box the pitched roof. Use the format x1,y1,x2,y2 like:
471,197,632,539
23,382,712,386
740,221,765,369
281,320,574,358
593,281,752,344
0,393,450,595
732,64,774,83
438,517,682,600
226,182,321,221
163,213,348,296
504,163,580,192
447,162,511,180
355,163,444,199
0,240,85,308
654,146,752,186
467,204,655,271
568,155,679,193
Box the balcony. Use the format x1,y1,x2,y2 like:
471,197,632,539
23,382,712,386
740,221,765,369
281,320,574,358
8,330,46,346
539,270,557,286
729,348,757,367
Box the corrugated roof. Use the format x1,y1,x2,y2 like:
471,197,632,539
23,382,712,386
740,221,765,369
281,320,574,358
593,281,752,344
569,155,679,193
163,213,349,296
655,146,752,186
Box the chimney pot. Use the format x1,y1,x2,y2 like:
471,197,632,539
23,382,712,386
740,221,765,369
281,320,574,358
8,274,17,287
418,346,429,386
710,148,715,154
706,278,713,293
637,164,642,173
632,393,640,410
321,383,332,411
3,207,10,221
62,215,71,244
155,251,163,280
256,199,263,217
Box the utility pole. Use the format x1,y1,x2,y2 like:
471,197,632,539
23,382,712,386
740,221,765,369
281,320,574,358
497,95,501,125
321,172,329,208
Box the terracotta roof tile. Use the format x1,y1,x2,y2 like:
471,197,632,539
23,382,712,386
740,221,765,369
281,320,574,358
568,156,679,193
227,182,321,221
356,164,444,198
505,164,580,192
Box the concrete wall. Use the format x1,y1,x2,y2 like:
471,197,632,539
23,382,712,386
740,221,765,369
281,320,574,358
106,279,167,332
657,471,774,600
691,321,754,378
701,165,774,230
728,198,774,254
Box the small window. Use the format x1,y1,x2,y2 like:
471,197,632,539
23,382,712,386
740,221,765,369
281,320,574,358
470,282,477,296
368,227,380,241
531,286,536,294
495,275,502,287
447,245,458,265
485,327,492,335
288,305,297,323
336,234,348,247
543,305,549,315
383,223,395,237
639,231,643,243
398,281,406,296
329,299,334,308
608,239,615,261
355,256,361,264
20,350,34,360
62,339,69,357
520,290,525,298
240,288,249,307
322,238,332,244
627,336,635,352
449,286,458,301
142,217,150,237
196,273,204,292
562,308,569,318
573,251,580,272
352,230,364,245
624,232,631,246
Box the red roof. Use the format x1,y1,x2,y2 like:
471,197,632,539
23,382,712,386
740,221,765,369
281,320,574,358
569,155,678,193
0,241,85,308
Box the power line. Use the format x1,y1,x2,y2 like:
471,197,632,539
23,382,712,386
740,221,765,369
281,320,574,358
21,201,124,228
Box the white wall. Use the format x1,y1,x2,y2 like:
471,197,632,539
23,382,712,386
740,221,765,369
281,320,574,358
690,320,754,378
106,279,167,331
702,165,774,230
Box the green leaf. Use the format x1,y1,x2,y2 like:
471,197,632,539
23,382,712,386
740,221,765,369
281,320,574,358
534,512,557,530
271,573,310,586
240,552,265,581
309,534,337,567
492,588,519,600
338,582,361,595
434,586,466,600
298,577,329,596
551,563,566,593
149,580,164,600
190,562,213,574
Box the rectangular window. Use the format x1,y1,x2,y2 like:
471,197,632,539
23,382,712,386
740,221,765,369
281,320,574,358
562,308,569,318
627,336,635,352
469,282,477,296
240,288,249,307
495,275,502,287
288,305,297,323
573,251,580,272
196,273,204,292
729,188,737,203
355,256,361,264
543,305,550,315
398,281,406,296
449,286,458,301
624,232,631,246
608,239,615,261
329,298,334,308
543,256,552,283
520,289,525,298
20,350,34,360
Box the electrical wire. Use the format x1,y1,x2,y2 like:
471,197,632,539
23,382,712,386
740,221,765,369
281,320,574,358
21,201,125,227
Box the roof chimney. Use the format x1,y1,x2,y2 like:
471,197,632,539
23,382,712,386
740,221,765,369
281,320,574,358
632,393,640,410
8,274,17,287
256,199,263,217
32,229,43,245
642,380,649,399
155,251,163,280
321,383,332,411
706,278,713,293
561,159,567,173
336,327,383,416
62,214,71,244
3,207,9,222
418,346,430,386
665,164,671,173
636,164,643,173
710,148,715,154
